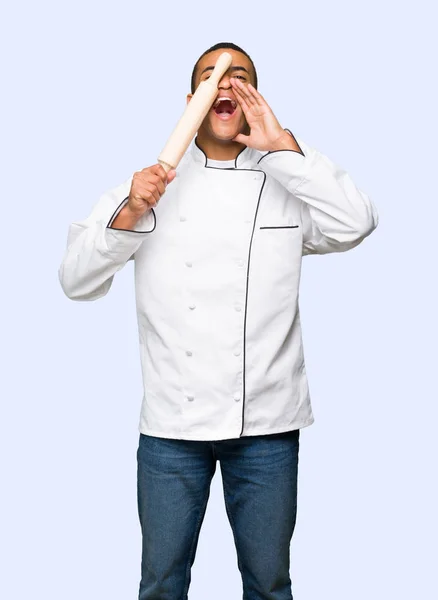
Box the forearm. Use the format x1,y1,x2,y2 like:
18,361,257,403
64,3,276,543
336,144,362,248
258,133,378,252
59,208,153,301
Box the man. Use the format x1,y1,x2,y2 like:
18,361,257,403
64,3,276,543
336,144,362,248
59,42,378,600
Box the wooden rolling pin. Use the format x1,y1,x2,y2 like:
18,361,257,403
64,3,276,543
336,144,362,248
157,52,233,172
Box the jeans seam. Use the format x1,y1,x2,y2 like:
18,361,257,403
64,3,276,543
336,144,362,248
181,484,211,600
221,476,245,578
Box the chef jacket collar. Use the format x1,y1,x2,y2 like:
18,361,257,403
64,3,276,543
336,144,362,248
192,136,257,169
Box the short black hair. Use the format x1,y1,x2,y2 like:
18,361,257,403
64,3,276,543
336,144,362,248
190,42,258,94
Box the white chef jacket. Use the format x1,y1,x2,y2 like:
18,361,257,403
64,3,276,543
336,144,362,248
58,133,378,441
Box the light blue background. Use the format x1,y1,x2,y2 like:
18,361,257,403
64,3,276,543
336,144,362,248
1,0,436,598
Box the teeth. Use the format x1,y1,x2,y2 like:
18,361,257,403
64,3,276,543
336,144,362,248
213,97,237,109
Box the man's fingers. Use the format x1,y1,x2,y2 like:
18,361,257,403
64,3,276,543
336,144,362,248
231,80,251,113
135,170,168,198
247,83,267,107
137,171,164,187
141,182,160,204
149,163,169,182
231,81,247,103
232,133,250,145
132,163,177,211
167,169,177,184
155,179,166,196
148,175,166,195
139,164,168,184
130,163,176,214
232,78,267,110
232,78,256,106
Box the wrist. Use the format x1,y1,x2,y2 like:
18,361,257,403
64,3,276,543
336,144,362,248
111,203,145,230
268,130,296,151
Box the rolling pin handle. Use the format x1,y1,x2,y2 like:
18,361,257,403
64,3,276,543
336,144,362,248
158,159,175,173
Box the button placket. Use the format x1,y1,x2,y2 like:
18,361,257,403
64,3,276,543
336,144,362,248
235,297,245,406
183,249,195,310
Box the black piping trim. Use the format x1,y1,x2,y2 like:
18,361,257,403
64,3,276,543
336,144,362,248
284,128,304,149
234,145,247,168
194,136,249,169
106,195,157,234
194,137,208,167
236,169,266,437
257,148,305,163
192,138,267,437
194,137,207,167
260,225,299,229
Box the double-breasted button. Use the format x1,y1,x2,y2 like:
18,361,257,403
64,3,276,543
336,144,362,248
234,349,241,357
187,394,194,402
189,303,196,310
234,392,241,402
185,261,192,268
235,305,242,312
180,216,187,222
186,350,193,357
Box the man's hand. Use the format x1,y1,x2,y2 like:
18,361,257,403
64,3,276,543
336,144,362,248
110,164,176,230
230,78,302,153
128,164,176,217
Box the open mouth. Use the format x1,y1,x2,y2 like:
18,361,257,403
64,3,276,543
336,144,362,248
212,97,237,120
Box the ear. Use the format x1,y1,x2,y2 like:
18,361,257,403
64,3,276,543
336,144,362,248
186,93,193,105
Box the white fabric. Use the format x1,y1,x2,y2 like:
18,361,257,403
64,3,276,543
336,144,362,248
204,158,236,169
58,134,379,441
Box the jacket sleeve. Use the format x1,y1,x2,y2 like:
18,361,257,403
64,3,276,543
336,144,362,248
58,177,156,301
257,132,379,255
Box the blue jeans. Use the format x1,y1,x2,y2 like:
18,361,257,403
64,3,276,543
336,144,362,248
137,429,300,600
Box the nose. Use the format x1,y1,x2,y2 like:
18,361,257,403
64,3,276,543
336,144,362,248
218,72,232,90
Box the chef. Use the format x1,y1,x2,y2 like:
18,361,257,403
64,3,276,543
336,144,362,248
59,42,378,600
